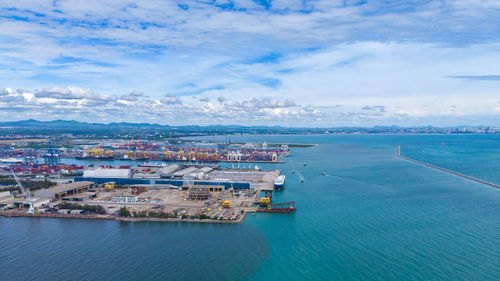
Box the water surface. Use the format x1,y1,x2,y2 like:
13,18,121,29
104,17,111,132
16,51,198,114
1,134,499,280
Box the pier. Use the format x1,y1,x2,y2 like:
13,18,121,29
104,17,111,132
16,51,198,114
397,145,500,189
257,201,296,213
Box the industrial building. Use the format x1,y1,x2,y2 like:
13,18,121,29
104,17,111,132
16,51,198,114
35,181,95,200
172,167,198,178
83,168,131,178
113,195,138,203
75,165,253,189
0,191,10,198
0,191,51,209
157,164,180,178
0,197,50,209
75,177,251,189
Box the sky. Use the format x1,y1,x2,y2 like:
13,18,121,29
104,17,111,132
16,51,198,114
0,0,499,127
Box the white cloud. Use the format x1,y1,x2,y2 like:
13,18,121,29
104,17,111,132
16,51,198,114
0,86,321,125
0,1,499,125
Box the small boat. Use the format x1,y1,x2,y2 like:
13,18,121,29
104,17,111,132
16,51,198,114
320,172,326,175
290,170,295,174
300,178,305,183
303,163,307,166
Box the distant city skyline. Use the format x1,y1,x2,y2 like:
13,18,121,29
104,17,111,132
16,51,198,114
1,1,499,126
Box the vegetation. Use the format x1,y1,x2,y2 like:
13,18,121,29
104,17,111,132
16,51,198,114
131,210,176,219
119,206,131,217
127,210,213,220
147,211,175,218
0,178,56,192
57,202,105,213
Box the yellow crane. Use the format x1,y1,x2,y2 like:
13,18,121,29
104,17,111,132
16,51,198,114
104,182,115,191
220,200,231,208
259,196,271,206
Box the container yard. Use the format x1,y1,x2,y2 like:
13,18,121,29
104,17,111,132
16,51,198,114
0,138,290,164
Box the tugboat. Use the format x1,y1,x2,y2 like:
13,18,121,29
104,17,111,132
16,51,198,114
274,175,286,190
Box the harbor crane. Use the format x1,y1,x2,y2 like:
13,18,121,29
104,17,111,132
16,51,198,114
11,170,35,213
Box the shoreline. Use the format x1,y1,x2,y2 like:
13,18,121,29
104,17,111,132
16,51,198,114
0,209,251,224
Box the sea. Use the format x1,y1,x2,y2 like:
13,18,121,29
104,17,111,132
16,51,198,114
1,134,499,281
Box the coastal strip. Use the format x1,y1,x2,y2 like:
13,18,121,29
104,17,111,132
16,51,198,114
397,146,500,189
0,209,252,224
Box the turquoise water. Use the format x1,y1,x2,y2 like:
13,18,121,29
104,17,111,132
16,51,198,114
1,135,500,280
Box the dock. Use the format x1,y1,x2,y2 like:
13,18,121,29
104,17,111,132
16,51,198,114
1,165,295,223
260,170,281,191
397,145,500,189
257,201,296,213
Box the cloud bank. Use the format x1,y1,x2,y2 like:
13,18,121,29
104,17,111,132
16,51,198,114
0,1,499,126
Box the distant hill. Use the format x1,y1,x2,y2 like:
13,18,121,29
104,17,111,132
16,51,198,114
0,119,313,136
0,119,497,136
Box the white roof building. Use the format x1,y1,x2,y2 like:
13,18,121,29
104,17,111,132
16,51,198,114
83,168,131,178
172,167,198,178
155,164,180,176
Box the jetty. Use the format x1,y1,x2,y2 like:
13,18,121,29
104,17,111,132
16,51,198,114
397,145,500,189
257,201,296,213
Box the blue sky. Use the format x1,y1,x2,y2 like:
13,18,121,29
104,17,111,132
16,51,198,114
0,0,499,126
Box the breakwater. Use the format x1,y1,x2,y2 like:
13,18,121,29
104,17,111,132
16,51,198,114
397,145,500,189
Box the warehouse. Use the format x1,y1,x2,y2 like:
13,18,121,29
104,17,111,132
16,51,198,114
172,166,198,178
35,181,95,200
83,168,131,178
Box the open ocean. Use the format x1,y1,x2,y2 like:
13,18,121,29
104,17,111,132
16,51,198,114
1,134,499,280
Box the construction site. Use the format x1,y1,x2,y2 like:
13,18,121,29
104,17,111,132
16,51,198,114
0,164,296,223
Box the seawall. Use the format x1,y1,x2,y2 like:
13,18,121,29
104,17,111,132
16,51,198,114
397,145,500,189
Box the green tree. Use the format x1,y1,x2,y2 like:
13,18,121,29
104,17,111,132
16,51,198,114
119,206,131,217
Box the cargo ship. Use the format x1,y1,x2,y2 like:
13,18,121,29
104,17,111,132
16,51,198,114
274,175,286,190
138,162,165,168
0,157,24,164
75,154,114,160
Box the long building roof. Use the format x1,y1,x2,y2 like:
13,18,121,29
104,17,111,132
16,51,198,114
37,181,94,195
83,168,131,178
173,167,198,177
